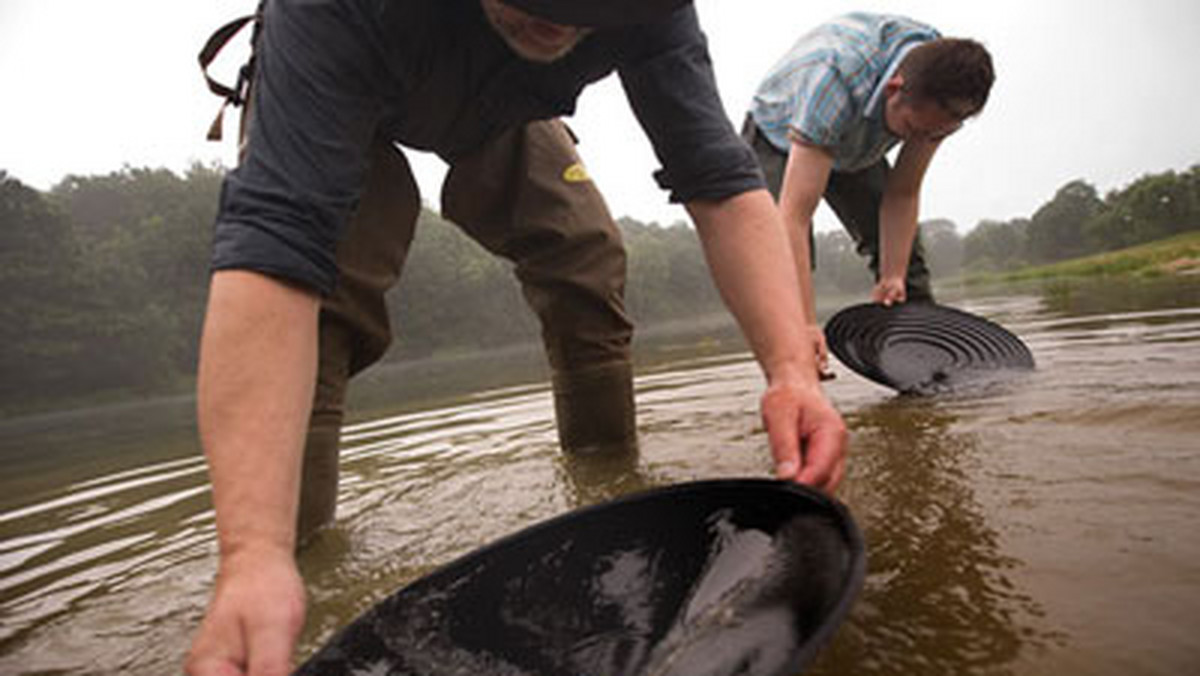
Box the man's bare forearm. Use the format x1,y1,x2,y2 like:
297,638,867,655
197,270,321,559
878,190,919,281
780,209,819,327
879,139,940,283
779,142,833,326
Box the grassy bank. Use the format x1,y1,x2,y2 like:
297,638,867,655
965,232,1200,285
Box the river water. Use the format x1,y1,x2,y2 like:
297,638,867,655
1,277,1198,675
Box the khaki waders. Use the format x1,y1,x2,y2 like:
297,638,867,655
299,121,638,542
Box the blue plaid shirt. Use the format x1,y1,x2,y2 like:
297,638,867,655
749,13,940,172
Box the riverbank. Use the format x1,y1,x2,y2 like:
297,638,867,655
965,231,1200,285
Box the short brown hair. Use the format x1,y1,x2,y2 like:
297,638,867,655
898,38,994,119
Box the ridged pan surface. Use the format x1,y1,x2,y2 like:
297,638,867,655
294,479,865,676
824,302,1034,394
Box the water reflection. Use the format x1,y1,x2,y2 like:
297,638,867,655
811,399,1059,676
1038,275,1200,316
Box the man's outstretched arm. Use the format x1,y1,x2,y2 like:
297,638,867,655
876,138,941,305
687,189,847,492
186,270,319,676
779,141,835,372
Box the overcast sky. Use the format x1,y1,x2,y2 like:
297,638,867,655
2,0,1198,232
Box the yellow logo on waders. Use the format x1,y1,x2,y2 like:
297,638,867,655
562,162,591,183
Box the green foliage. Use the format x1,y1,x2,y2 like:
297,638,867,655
0,172,81,402
921,219,965,277
809,220,967,294
963,164,1200,272
963,218,1029,272
0,169,725,412
1,165,222,411
1085,169,1199,252
970,231,1200,284
1026,180,1103,263
50,165,223,390
812,230,873,295
6,157,1197,414
619,217,723,321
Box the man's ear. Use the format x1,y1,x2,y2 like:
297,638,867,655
884,73,905,100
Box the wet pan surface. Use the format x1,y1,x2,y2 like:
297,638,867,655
294,479,865,676
824,302,1035,395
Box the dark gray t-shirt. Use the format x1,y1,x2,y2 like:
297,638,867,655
212,0,765,293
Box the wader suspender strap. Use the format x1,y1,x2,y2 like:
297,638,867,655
198,13,260,142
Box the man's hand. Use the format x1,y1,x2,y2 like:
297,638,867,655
871,276,907,306
804,324,835,380
762,378,847,492
186,549,306,676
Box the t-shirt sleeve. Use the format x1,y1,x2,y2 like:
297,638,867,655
786,62,853,148
211,0,384,295
615,6,765,205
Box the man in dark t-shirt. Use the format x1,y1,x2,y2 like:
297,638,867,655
187,2,847,674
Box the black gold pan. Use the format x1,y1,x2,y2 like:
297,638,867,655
824,301,1035,395
294,479,865,676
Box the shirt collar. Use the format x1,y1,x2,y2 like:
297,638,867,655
863,42,920,119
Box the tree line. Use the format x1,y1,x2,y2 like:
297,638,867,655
0,165,731,413
2,161,1197,414
963,165,1200,271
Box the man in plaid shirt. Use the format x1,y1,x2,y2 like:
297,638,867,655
743,13,994,371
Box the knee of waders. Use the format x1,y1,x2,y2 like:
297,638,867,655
552,361,638,457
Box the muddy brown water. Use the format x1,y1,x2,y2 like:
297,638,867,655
1,277,1198,675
